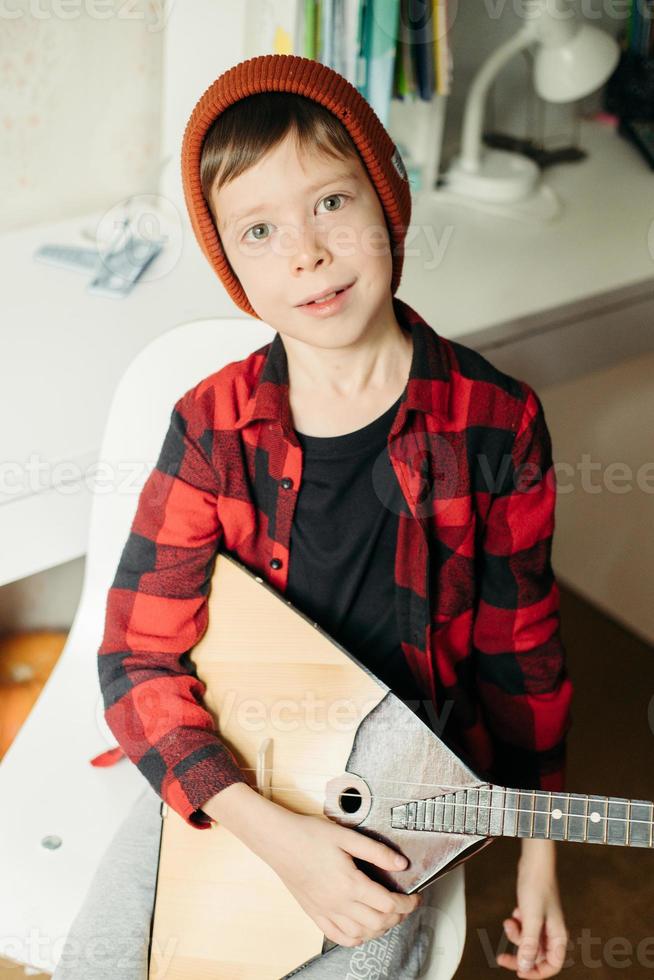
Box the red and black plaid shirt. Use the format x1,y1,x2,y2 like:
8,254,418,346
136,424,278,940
97,296,574,829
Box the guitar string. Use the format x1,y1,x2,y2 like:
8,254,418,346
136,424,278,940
234,765,632,797
233,767,651,822
254,794,653,825
237,785,652,825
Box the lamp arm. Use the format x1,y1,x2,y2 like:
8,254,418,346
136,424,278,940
459,24,538,173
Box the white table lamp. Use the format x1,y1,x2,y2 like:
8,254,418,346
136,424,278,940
438,0,621,220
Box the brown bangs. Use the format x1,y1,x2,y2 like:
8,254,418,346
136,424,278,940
199,92,360,230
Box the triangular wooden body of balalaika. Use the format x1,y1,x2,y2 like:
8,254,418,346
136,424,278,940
148,551,492,979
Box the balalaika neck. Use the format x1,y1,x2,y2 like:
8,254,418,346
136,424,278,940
390,786,654,847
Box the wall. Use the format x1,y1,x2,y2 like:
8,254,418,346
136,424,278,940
0,558,84,634
0,0,165,235
542,351,654,647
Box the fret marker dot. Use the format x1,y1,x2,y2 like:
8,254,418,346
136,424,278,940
552,808,562,820
590,811,601,823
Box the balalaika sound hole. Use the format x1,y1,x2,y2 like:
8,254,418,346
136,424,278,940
339,786,362,814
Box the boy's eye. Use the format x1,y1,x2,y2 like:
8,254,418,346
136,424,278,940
242,193,348,242
244,223,270,242
318,193,346,213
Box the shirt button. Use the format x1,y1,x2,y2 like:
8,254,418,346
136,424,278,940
280,477,293,490
270,557,283,570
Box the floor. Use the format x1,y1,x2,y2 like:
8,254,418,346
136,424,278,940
1,581,652,979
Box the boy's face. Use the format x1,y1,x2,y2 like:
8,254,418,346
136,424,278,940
211,131,396,349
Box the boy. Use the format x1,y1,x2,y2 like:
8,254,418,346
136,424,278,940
98,54,573,978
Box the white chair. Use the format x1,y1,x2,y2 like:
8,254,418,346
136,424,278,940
0,316,466,978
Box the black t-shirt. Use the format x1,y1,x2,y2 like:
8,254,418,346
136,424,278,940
286,394,425,705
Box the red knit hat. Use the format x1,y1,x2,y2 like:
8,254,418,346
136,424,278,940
180,53,412,319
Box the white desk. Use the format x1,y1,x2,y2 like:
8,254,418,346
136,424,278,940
1,117,652,588
404,117,654,386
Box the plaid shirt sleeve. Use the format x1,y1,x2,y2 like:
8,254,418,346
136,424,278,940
472,384,574,793
97,389,247,829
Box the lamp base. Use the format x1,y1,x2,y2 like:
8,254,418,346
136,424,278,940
420,178,562,224
442,148,542,203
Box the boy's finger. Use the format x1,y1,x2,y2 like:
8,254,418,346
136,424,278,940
342,829,409,871
496,952,555,978
354,872,421,916
517,917,543,974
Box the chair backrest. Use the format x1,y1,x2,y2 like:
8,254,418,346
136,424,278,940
0,316,274,973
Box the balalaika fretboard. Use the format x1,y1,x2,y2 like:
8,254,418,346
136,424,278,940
390,787,654,847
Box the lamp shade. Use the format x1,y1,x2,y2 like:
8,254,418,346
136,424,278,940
533,23,621,102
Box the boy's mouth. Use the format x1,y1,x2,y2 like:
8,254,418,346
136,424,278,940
296,281,355,306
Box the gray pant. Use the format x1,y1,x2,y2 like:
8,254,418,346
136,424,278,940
52,782,465,980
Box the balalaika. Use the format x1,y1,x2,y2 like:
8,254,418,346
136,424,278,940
147,552,653,979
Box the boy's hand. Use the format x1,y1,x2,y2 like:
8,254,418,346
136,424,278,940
261,810,422,947
496,843,569,978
